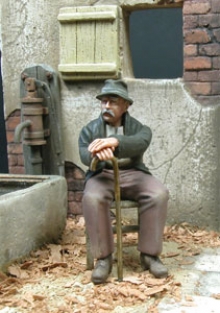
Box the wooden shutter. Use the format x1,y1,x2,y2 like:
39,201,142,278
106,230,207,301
58,6,120,80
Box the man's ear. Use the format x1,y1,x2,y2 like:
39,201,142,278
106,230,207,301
125,101,129,111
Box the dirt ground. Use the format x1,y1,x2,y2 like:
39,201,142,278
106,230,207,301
1,218,220,313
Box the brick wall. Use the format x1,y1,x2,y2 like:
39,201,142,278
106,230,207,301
5,0,220,216
6,110,25,174
183,0,220,105
65,161,85,218
5,109,85,217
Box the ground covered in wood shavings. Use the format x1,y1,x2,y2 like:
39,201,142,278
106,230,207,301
1,218,220,313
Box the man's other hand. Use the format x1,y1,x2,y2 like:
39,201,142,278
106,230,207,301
88,138,119,153
88,138,119,161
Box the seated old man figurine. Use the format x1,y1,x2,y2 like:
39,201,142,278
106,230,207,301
78,79,169,284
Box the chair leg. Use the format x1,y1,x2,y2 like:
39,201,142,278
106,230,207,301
86,232,94,270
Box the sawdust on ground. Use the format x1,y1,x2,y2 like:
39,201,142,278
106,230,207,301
1,218,220,313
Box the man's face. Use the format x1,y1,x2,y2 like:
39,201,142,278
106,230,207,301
100,95,129,127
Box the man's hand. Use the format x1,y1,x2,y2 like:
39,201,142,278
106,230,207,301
88,138,119,161
95,147,114,160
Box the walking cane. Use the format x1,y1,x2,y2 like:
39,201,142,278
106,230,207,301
90,156,123,281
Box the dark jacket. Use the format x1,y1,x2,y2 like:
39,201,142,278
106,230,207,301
78,112,152,180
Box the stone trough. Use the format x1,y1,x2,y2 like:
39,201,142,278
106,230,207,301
0,174,67,272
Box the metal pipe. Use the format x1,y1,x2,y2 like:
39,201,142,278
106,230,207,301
14,120,32,143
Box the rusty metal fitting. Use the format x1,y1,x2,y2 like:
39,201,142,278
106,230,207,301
20,77,48,146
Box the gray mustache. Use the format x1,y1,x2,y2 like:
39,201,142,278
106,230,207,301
102,109,115,117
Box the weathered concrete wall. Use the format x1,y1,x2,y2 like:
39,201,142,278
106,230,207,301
1,0,220,230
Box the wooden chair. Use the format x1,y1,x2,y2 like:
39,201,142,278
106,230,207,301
86,156,139,281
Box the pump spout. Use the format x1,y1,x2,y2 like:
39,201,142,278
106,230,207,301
14,120,32,143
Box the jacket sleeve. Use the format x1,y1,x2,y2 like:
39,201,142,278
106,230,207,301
78,125,93,167
110,124,152,159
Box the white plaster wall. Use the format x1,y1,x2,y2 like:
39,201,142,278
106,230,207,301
1,0,220,230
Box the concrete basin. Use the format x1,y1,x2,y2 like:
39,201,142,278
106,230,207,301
0,174,67,272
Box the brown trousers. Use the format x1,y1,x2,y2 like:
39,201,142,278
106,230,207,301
82,169,169,259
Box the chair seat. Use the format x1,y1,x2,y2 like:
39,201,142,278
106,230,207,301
111,200,138,209
111,200,139,233
112,224,139,233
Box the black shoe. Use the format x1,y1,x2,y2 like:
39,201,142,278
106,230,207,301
140,253,168,278
91,255,112,284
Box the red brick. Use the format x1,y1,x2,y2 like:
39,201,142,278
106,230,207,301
8,154,18,167
213,56,220,69
198,70,220,81
183,71,198,81
68,180,85,191
185,82,211,95
7,143,23,154
7,110,21,117
66,176,74,185
183,15,198,29
68,201,82,215
17,155,24,166
184,57,212,70
183,2,211,15
195,95,220,105
75,191,83,202
212,0,220,13
73,167,85,180
213,29,220,42
184,45,197,56
68,191,75,201
5,116,21,131
199,43,220,56
198,14,220,28
184,29,211,44
9,166,25,175
6,131,17,143
211,82,220,95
